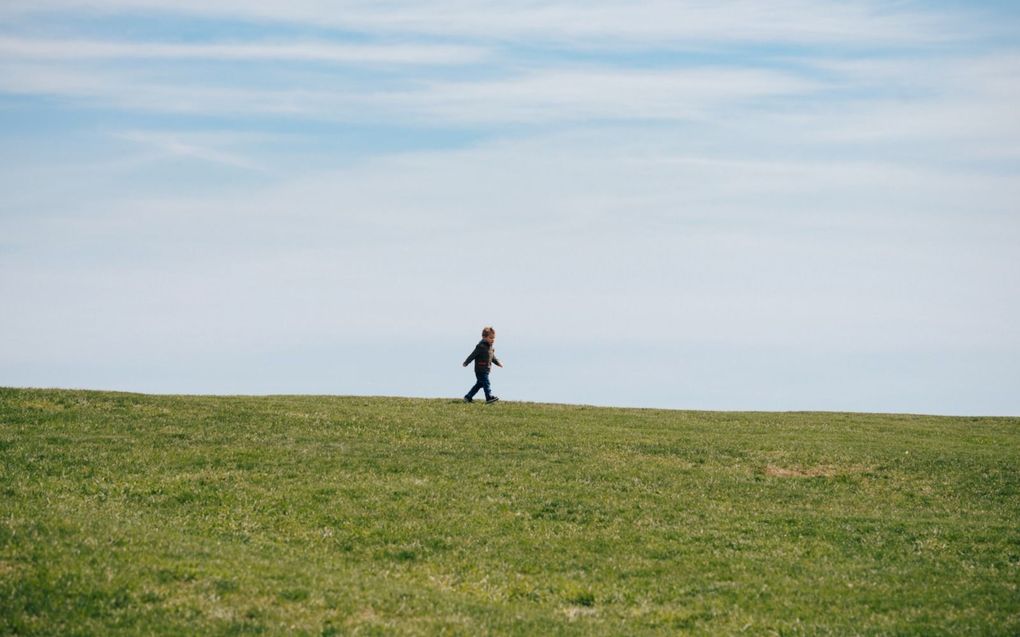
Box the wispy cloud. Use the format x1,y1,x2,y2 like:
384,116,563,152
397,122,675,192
115,130,268,171
0,36,487,65
0,61,299,114
0,59,818,122
1,0,961,46
399,67,817,123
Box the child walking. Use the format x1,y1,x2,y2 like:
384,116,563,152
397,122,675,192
463,326,503,403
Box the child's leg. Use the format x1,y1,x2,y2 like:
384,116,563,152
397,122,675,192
467,369,486,399
479,370,492,400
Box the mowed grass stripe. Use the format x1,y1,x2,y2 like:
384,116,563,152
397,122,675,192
1,388,1017,635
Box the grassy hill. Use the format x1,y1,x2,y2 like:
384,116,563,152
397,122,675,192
1,388,1017,635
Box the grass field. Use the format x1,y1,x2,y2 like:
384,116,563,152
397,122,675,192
1,387,1018,635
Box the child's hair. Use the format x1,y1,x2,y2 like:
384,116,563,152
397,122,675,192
481,326,496,338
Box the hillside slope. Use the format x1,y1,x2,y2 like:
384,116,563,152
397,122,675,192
1,388,1018,635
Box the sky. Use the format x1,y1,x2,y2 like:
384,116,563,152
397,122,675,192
1,1,1018,415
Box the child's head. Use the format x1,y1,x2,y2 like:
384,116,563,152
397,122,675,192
481,326,496,342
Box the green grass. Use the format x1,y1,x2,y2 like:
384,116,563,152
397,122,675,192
1,387,1018,635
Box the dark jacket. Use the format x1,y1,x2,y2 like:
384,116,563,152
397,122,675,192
464,339,500,369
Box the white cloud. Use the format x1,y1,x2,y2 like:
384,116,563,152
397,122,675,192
0,61,319,114
0,36,487,65
115,130,268,171
0,0,959,46
786,52,1020,155
399,67,816,123
0,59,816,122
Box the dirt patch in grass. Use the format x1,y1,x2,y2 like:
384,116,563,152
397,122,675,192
561,606,598,621
764,465,869,478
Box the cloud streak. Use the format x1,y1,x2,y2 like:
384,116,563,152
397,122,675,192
115,130,268,171
0,60,818,122
0,36,487,65
1,0,962,46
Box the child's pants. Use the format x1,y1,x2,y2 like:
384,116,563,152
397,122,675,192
466,368,492,400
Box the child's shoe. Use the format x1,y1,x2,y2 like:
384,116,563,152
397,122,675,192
463,396,473,403
485,396,500,404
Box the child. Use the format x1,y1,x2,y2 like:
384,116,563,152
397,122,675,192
463,326,503,403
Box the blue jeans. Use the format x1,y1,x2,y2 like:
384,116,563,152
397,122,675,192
466,367,492,400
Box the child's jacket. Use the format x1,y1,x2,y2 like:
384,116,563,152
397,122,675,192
464,340,501,370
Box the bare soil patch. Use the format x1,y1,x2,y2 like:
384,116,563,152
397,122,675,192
764,464,869,478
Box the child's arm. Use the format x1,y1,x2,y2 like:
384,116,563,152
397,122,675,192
463,345,482,367
492,353,503,368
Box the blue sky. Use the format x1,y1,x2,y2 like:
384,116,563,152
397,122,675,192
1,1,1018,414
